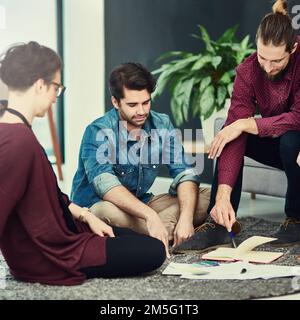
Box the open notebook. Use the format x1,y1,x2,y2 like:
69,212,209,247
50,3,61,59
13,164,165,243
202,236,283,264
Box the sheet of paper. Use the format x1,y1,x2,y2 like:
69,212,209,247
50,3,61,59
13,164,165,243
162,262,210,275
181,262,300,280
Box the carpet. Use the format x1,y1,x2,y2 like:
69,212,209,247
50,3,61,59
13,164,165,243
0,217,300,300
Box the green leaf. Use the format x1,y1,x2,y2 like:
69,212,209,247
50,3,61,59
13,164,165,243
168,55,200,73
152,63,172,75
191,55,211,71
231,43,241,51
212,56,222,69
191,91,201,118
199,76,212,93
216,25,238,44
198,25,215,54
180,78,194,121
219,72,232,85
153,55,199,99
170,95,183,126
155,51,190,63
217,86,227,107
241,35,249,50
200,85,215,120
227,83,234,96
152,69,173,99
169,75,184,97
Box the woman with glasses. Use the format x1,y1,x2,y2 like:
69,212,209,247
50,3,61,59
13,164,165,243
0,41,165,285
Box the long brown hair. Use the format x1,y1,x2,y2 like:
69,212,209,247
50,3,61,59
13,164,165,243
256,0,297,52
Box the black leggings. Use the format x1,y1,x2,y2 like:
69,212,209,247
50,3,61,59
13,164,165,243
80,227,166,278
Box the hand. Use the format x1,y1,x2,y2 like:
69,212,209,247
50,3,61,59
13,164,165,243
85,213,115,237
297,152,300,167
146,214,170,258
172,217,195,248
208,120,244,159
210,197,236,232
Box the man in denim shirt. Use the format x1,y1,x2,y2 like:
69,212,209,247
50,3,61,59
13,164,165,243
71,63,210,257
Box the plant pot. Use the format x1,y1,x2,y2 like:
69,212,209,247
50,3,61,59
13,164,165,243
200,98,231,147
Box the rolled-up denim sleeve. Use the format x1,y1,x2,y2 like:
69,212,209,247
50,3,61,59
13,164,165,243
93,172,121,198
169,168,201,196
162,118,201,195
81,126,121,198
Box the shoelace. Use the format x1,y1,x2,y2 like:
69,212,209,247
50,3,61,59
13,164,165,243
194,222,216,233
282,217,300,230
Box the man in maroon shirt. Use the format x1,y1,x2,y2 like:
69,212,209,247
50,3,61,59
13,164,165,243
174,0,300,253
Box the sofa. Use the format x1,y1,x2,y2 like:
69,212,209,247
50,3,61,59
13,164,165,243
214,118,286,198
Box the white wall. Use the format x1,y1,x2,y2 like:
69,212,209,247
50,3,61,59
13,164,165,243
0,0,57,153
0,0,57,50
63,0,105,188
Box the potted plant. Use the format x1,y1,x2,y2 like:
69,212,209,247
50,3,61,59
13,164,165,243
152,25,255,146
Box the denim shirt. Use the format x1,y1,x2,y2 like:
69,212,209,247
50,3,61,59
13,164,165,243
71,108,200,207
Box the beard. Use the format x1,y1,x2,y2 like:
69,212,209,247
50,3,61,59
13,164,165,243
260,61,290,82
118,110,149,128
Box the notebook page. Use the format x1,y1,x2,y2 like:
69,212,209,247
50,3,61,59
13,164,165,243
235,236,278,254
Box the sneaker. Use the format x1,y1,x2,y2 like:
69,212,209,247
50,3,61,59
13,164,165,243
271,218,300,247
171,218,241,254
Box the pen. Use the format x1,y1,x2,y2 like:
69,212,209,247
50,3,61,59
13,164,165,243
229,231,237,248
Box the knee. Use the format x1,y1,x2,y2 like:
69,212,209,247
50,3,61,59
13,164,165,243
90,201,120,220
146,237,166,270
280,131,300,164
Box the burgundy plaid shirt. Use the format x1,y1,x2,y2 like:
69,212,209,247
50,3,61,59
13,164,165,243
218,36,300,187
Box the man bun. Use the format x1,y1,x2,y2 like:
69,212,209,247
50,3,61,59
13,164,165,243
272,0,288,16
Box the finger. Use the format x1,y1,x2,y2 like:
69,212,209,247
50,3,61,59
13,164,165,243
216,140,227,157
216,207,225,226
176,235,185,247
107,228,115,237
97,230,104,237
172,232,178,248
208,136,221,158
210,208,218,223
209,137,221,159
222,208,231,232
165,242,171,259
161,234,170,258
229,209,236,227
211,138,224,159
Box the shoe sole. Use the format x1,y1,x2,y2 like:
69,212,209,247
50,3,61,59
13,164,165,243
172,243,232,255
271,240,300,248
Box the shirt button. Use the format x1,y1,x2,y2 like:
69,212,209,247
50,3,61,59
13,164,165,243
121,172,125,175
139,187,142,190
153,165,156,168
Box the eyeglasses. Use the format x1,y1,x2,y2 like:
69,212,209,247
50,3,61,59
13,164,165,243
51,81,66,97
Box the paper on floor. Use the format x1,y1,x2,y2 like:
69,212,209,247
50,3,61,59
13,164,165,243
180,261,300,280
162,261,300,280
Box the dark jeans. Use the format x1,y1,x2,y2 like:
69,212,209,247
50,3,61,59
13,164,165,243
207,131,300,219
80,226,166,278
